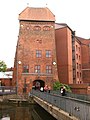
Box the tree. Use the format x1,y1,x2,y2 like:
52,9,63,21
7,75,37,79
53,81,63,90
0,60,7,72
53,81,72,92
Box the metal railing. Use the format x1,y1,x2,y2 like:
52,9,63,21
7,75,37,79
50,90,90,101
31,90,90,120
0,86,16,95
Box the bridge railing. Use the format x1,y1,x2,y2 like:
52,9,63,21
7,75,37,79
50,90,90,101
0,86,16,95
31,90,90,120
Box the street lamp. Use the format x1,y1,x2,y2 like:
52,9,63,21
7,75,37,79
53,61,56,65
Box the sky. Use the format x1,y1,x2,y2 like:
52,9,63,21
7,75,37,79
0,0,90,68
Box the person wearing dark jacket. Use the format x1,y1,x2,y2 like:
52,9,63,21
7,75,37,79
60,86,66,96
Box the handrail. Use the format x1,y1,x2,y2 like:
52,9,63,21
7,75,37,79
50,90,90,101
0,86,16,95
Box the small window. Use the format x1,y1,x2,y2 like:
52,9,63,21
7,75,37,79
46,65,52,73
46,50,51,57
80,72,81,78
77,72,79,78
35,65,40,73
23,65,29,73
77,63,78,69
76,45,78,51
79,47,80,52
76,54,78,59
36,39,42,44
36,50,42,57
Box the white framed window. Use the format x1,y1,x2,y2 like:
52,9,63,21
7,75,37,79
36,50,42,57
46,65,52,73
46,50,51,57
35,65,41,73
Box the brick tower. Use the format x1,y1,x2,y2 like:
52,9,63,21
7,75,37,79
13,7,58,94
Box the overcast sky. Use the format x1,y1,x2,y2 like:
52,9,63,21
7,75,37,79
0,0,90,68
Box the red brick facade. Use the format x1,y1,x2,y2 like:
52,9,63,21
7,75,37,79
78,38,90,84
55,25,73,84
73,38,82,84
13,7,58,94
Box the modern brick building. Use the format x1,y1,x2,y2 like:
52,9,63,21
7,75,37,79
13,7,90,94
55,23,73,84
55,23,83,84
55,23,90,94
78,37,90,84
13,7,58,94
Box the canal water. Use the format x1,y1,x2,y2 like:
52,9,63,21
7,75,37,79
0,103,57,120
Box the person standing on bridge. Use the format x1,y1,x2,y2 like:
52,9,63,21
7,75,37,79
44,85,48,92
60,86,66,96
40,86,44,92
48,86,51,93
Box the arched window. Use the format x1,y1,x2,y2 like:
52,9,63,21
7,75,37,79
33,26,41,31
43,26,50,31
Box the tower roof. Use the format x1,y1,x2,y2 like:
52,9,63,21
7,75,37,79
19,7,55,21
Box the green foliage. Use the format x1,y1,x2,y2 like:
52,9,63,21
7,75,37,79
53,81,72,92
63,84,72,92
0,60,7,72
53,81,63,90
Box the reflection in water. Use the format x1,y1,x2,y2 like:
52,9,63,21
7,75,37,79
32,104,57,120
0,103,57,120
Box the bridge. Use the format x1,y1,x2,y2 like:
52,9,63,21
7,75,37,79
0,87,90,120
31,90,90,120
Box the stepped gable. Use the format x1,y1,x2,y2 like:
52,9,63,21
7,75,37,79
19,7,55,21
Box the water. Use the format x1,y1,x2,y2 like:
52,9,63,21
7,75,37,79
0,103,57,120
